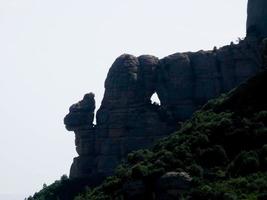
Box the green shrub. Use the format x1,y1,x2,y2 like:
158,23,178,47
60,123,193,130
254,111,267,124
227,151,260,177
101,176,122,194
114,164,130,179
188,164,204,178
131,164,149,179
127,149,153,164
190,133,210,148
200,145,228,167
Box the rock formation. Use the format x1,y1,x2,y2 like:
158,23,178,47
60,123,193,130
64,0,266,181
64,93,95,131
247,0,267,38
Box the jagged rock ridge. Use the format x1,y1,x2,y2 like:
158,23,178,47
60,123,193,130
64,0,266,181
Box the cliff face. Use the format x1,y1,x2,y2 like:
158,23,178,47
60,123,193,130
64,38,263,180
247,0,267,38
64,0,266,181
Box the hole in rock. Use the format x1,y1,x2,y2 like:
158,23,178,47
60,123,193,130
151,93,161,106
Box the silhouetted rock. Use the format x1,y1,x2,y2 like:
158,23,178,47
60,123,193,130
157,38,262,121
247,0,267,38
64,93,95,131
64,0,266,182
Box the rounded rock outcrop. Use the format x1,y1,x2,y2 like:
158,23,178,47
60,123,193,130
64,93,95,131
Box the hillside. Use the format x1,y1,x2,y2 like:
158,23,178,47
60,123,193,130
28,64,267,199
73,69,267,200
26,0,267,198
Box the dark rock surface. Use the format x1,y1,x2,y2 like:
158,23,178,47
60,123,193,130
65,37,263,180
247,0,267,38
64,0,266,181
64,93,95,131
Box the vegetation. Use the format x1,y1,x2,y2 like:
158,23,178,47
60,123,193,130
28,69,267,199
26,175,93,200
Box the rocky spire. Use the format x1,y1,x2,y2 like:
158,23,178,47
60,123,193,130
247,0,267,38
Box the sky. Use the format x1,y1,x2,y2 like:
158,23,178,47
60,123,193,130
0,0,247,199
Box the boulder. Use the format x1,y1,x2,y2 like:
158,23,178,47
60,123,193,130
155,172,192,200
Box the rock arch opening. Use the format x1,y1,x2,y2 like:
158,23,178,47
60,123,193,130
150,92,161,106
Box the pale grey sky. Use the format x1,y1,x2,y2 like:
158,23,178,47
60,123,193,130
0,0,246,199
